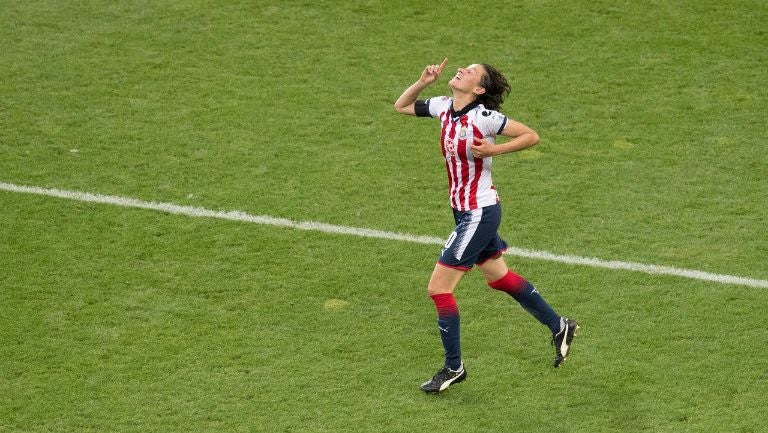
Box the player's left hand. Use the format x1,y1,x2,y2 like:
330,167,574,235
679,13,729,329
471,137,497,159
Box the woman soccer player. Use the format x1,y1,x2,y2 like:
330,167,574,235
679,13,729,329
394,58,579,393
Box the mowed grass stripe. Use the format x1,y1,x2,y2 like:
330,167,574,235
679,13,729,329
2,181,766,289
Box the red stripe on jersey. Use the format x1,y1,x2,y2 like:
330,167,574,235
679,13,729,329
439,113,448,159
444,115,460,209
455,116,471,211
439,113,451,205
468,128,485,209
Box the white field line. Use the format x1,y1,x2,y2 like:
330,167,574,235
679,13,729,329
2,181,767,289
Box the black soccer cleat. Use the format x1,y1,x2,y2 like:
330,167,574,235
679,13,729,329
553,318,579,368
420,364,467,393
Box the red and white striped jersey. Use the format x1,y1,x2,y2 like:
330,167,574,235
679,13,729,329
415,96,508,211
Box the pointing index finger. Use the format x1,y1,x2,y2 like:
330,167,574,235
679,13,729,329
438,58,448,72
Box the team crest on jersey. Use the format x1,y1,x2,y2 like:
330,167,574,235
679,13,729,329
458,127,467,139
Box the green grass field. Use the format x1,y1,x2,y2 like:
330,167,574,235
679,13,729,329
1,1,767,432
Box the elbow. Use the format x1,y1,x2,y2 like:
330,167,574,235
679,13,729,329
394,104,414,116
529,131,540,146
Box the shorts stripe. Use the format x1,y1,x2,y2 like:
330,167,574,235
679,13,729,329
453,208,482,261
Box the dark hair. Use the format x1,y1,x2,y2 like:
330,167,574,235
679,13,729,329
477,64,511,110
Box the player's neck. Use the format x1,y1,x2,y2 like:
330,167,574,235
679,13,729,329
451,92,478,112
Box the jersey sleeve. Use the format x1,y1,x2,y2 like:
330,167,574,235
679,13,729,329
476,109,508,136
415,96,452,118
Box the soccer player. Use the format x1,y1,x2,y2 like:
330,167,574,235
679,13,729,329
394,58,579,393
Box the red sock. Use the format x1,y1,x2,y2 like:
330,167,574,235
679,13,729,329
429,293,461,370
487,270,561,333
488,270,528,294
430,293,459,319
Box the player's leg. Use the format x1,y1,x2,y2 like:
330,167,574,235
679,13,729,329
420,263,468,393
421,207,493,393
426,263,465,366
478,256,560,332
478,255,579,367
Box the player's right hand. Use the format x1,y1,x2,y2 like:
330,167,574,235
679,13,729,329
419,58,448,85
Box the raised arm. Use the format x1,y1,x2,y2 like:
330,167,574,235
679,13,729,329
394,58,448,115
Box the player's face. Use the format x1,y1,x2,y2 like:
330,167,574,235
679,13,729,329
448,64,487,95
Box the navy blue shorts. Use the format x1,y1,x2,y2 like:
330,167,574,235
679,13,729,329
438,203,508,271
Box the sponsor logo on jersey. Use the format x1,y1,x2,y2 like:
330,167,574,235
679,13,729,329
444,138,457,157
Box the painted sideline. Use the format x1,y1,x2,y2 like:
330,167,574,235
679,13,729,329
2,181,766,289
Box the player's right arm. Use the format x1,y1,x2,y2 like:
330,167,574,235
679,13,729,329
394,58,448,115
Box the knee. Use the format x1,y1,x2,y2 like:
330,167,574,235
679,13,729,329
426,283,453,297
427,274,457,297
426,264,464,297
